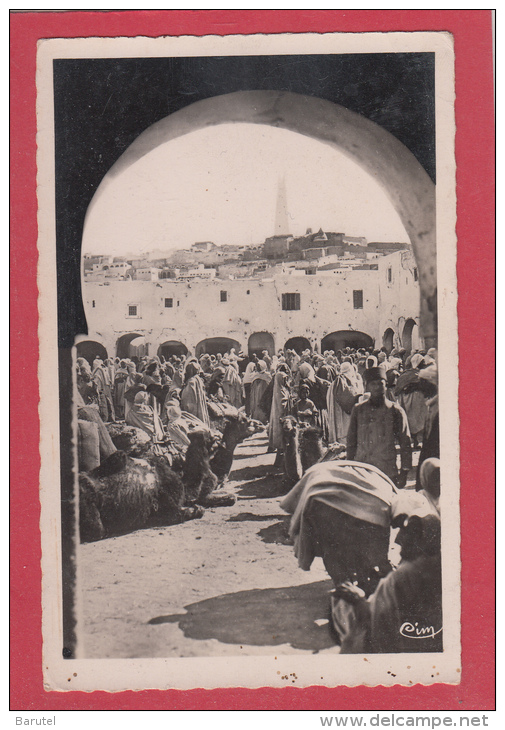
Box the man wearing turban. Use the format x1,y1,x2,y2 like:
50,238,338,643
346,365,412,486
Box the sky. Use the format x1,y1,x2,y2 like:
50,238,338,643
82,123,409,257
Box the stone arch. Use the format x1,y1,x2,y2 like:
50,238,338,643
157,340,188,359
321,330,374,353
284,336,312,355
86,91,436,346
402,318,422,354
382,328,395,354
75,339,108,366
195,337,242,358
248,332,275,358
116,332,148,359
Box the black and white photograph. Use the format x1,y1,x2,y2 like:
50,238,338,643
37,31,459,690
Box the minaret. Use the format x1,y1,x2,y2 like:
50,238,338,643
274,176,290,235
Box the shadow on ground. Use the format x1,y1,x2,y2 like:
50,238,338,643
232,449,267,461
230,463,277,481
148,580,337,651
227,512,286,523
235,475,289,499
257,518,293,545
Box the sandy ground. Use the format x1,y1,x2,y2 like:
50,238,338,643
78,431,342,658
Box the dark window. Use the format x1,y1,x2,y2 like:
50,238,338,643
164,298,173,308
387,267,392,283
128,305,137,317
413,267,418,281
92,300,95,308
220,291,228,302
353,290,363,309
282,293,301,310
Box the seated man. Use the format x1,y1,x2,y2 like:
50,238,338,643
332,490,442,654
126,390,165,442
164,399,209,450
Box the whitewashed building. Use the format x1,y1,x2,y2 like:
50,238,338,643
78,249,423,362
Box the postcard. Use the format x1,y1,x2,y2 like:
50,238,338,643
34,30,461,692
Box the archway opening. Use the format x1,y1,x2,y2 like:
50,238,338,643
195,337,242,358
116,333,147,359
284,336,311,355
76,340,108,367
402,319,423,354
248,332,275,359
82,90,437,347
157,340,188,359
321,330,374,353
382,328,395,354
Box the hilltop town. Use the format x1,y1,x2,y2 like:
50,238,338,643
83,229,410,283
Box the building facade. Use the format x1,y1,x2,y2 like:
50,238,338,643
79,250,423,361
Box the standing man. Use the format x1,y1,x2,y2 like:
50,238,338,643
242,354,258,416
346,366,412,487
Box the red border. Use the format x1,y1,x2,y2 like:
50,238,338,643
10,10,495,710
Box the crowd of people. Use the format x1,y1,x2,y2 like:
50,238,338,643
76,342,439,487
75,341,442,653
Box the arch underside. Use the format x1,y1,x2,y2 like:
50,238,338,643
86,91,437,346
85,91,437,347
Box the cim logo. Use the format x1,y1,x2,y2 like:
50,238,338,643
399,621,442,640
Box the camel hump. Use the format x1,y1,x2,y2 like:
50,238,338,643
90,450,128,479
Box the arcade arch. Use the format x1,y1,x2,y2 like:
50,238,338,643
402,318,422,354
284,336,311,355
195,337,242,358
76,339,108,366
157,340,188,359
116,333,148,359
321,330,374,353
248,332,275,358
382,328,395,354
